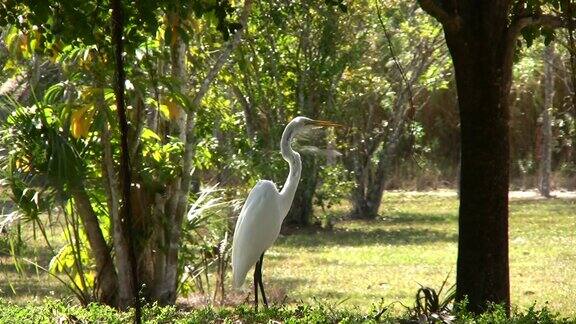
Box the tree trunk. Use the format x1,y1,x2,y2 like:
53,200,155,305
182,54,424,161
168,10,188,141
72,188,118,306
444,17,513,313
351,96,411,220
539,44,554,198
96,84,135,308
350,157,385,220
350,141,398,219
151,11,188,304
111,0,140,316
153,1,253,303
350,156,378,219
351,185,382,219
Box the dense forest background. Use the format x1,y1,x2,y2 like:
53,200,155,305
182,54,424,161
2,1,574,209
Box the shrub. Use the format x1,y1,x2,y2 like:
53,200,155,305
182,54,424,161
0,298,572,323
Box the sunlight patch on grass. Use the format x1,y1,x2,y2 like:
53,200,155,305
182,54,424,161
1,190,575,316
265,193,576,316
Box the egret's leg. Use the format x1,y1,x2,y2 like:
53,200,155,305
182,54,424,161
253,261,259,311
257,253,268,308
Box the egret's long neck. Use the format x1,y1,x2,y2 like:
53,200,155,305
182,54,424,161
279,127,302,217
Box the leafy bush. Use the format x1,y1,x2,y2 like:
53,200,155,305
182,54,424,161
314,164,354,228
0,298,572,323
0,298,387,323
409,282,455,323
453,302,572,324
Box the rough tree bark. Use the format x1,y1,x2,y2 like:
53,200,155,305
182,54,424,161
417,0,566,313
416,0,515,314
450,30,512,314
539,44,554,197
72,188,118,305
111,0,140,318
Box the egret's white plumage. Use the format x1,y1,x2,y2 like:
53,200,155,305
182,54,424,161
232,180,282,288
231,117,304,289
231,116,340,303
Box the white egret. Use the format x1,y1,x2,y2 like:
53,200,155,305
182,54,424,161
231,116,341,310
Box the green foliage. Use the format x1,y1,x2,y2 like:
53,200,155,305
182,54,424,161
0,298,386,323
1,0,576,312
0,98,105,304
314,164,355,228
409,275,456,323
140,127,184,185
3,103,86,192
0,0,244,55
178,185,233,301
453,301,571,324
0,298,572,323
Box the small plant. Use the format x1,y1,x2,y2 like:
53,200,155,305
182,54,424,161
178,184,234,305
407,274,456,323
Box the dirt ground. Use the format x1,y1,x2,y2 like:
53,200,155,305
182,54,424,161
388,189,576,200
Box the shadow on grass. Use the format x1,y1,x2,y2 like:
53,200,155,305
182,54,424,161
0,277,65,299
267,278,370,306
277,227,457,248
0,234,67,302
381,212,455,225
0,256,68,301
511,197,576,204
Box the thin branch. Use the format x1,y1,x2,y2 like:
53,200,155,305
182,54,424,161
561,0,576,113
376,0,416,118
190,0,253,109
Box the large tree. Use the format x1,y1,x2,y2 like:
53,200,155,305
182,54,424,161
340,2,448,219
1,0,252,308
416,0,569,313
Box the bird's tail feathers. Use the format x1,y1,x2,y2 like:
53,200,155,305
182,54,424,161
232,268,246,289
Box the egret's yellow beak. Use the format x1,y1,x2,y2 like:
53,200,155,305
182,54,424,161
311,120,343,128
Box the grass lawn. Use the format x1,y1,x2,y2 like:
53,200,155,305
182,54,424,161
1,190,575,317
262,191,576,316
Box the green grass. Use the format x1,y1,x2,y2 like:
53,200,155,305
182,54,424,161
0,190,69,303
1,191,575,318
263,192,576,316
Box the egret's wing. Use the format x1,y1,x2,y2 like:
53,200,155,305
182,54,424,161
232,180,281,289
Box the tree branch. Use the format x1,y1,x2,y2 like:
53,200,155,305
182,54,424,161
190,0,253,108
417,0,460,31
509,14,566,40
